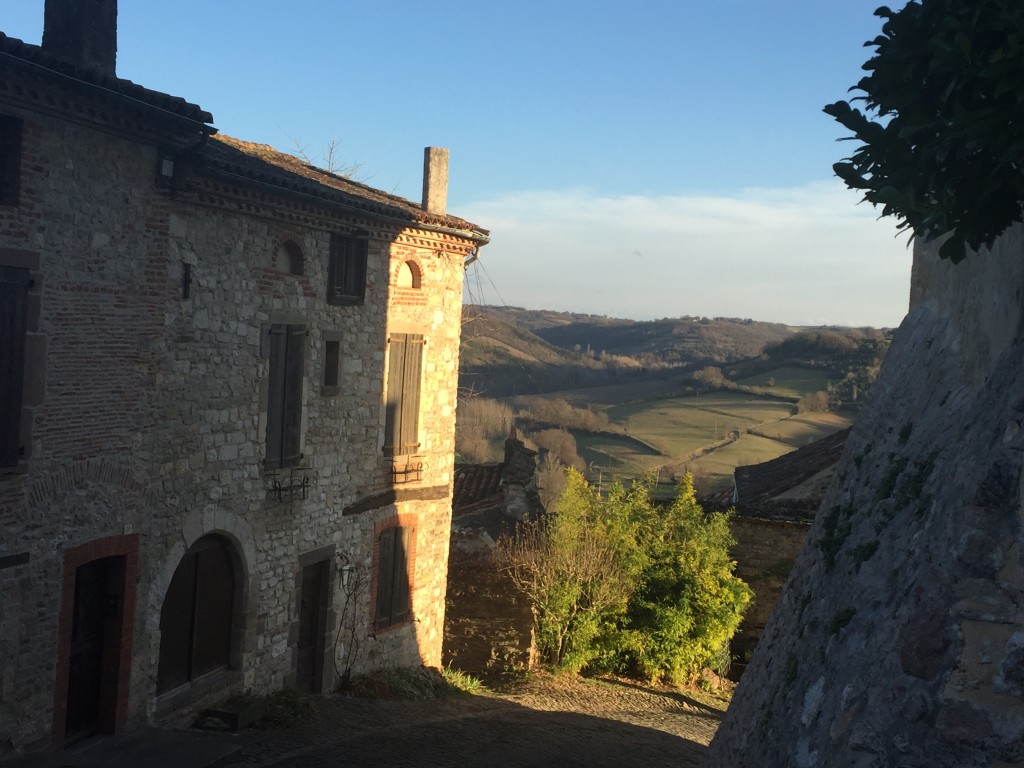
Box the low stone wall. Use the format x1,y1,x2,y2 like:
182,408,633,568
729,515,811,676
443,536,535,677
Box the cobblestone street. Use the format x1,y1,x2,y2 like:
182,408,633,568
225,675,726,768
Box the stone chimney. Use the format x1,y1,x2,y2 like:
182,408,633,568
42,0,118,78
422,147,449,215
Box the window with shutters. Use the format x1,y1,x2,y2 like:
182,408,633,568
327,234,367,305
156,535,238,694
383,333,424,458
0,116,22,207
374,525,412,631
1,265,29,467
266,324,305,469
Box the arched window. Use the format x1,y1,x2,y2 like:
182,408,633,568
156,535,238,693
277,240,304,275
396,260,421,289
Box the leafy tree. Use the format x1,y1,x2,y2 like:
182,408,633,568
825,1,1024,262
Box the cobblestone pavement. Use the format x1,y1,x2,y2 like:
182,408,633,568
223,675,727,768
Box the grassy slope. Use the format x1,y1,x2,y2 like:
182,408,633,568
460,307,867,490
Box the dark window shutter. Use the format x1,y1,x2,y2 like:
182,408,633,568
265,325,287,467
375,526,412,629
0,265,29,467
328,234,368,305
392,526,411,624
266,324,305,469
280,325,305,468
375,527,397,628
0,116,22,207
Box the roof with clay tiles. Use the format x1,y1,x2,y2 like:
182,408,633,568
0,32,213,124
733,427,852,504
203,136,489,238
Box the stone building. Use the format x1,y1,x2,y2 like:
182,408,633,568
0,2,488,756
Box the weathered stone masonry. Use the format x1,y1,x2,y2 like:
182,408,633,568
0,6,487,757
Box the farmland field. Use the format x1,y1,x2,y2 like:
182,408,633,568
561,392,853,491
735,366,835,398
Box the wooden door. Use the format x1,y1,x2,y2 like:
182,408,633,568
296,561,329,693
65,557,123,742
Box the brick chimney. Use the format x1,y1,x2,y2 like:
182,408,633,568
422,147,449,215
42,0,118,78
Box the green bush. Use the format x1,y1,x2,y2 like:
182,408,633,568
618,475,752,684
495,470,751,684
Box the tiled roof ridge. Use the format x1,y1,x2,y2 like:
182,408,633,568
206,135,489,237
734,426,852,502
0,31,213,124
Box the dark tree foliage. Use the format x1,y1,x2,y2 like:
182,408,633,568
825,1,1024,262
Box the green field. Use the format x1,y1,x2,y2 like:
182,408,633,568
735,366,835,398
566,391,852,491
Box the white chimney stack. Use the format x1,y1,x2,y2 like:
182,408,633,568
422,147,449,215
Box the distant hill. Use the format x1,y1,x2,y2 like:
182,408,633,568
469,307,795,365
459,306,607,396
459,305,892,399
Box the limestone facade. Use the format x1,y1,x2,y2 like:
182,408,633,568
0,13,487,757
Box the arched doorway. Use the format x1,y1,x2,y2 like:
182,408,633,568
156,534,240,694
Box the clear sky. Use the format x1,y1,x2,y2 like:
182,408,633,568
4,2,912,327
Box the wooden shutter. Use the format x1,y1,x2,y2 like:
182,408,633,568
328,235,368,305
375,527,397,628
266,324,304,468
375,526,412,629
280,324,305,468
392,526,411,624
265,325,287,467
384,334,424,457
0,265,29,467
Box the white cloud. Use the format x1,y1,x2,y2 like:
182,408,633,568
459,181,912,328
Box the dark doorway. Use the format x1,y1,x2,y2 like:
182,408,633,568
65,556,125,742
296,560,329,693
157,535,237,694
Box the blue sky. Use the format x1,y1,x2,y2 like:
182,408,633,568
5,2,911,327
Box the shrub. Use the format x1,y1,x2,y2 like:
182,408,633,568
495,470,751,684
494,470,641,673
618,475,752,684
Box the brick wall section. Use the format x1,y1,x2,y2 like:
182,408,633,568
0,87,477,753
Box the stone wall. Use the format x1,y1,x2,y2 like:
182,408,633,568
729,515,811,675
0,84,475,754
444,534,536,676
705,225,1024,767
